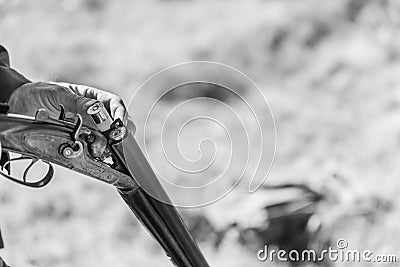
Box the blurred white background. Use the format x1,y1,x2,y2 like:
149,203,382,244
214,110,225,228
1,0,400,266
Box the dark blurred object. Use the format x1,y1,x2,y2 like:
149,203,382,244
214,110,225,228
234,184,324,251
185,183,331,266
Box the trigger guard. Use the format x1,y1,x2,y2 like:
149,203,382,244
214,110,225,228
0,157,54,188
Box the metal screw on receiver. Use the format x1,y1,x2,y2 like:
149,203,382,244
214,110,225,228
87,102,113,132
61,141,84,159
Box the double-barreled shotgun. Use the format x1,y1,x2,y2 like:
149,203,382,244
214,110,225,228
0,102,210,267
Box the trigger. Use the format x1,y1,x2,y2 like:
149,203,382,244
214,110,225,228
0,103,9,114
0,152,10,174
23,158,39,182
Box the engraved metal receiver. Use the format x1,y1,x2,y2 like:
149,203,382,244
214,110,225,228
0,104,135,190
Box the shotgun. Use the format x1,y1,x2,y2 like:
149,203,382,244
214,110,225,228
0,103,210,267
